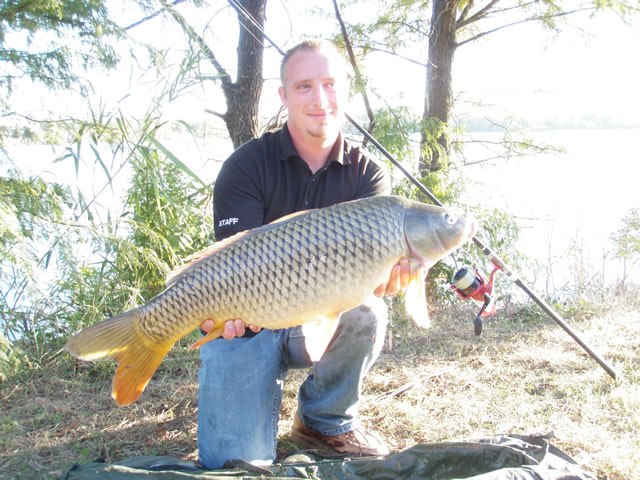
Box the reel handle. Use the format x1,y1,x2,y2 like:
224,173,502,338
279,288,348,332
473,293,492,336
473,315,483,336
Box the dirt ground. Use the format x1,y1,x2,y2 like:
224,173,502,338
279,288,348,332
1,302,638,479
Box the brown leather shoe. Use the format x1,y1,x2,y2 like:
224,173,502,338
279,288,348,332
291,415,389,457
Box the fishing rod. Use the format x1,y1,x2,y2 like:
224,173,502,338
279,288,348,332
227,0,618,380
347,114,618,380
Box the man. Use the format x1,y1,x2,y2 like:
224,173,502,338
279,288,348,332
198,40,413,469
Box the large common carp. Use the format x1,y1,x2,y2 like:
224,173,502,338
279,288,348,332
65,195,475,406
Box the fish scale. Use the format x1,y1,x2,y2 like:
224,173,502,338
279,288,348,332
65,195,475,405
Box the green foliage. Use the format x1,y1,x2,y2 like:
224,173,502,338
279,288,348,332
0,0,121,93
50,114,216,333
611,208,640,262
1,108,214,351
419,117,450,172
371,105,420,161
0,170,75,341
0,172,73,253
119,148,215,301
342,0,430,54
0,333,31,382
611,207,640,290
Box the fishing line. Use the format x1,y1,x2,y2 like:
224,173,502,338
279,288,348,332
224,0,619,380
228,0,286,56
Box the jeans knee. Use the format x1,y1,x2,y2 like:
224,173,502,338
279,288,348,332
339,297,388,341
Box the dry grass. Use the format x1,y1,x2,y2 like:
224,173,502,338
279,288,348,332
1,300,638,480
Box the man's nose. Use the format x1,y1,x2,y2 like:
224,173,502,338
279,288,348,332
311,85,329,107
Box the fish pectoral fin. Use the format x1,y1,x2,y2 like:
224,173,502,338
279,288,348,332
302,312,342,362
404,270,430,329
189,324,225,350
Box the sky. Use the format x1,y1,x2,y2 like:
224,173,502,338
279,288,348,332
452,10,640,126
13,1,638,135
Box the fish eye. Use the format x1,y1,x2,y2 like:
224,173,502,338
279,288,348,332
445,213,458,225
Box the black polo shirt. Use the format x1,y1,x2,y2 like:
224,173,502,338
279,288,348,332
213,123,391,241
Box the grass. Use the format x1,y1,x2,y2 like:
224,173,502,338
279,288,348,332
1,296,638,480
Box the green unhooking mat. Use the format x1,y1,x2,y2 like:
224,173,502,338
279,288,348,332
60,433,596,480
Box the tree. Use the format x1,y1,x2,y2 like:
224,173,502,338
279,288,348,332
159,0,266,148
611,208,640,292
336,0,637,175
0,0,121,100
118,152,215,303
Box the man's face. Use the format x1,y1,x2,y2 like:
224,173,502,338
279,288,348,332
278,49,348,145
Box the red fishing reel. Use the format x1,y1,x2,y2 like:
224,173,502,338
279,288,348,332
451,261,501,335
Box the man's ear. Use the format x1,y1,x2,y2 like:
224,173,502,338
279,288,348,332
278,86,287,106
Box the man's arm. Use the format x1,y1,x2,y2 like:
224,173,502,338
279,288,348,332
351,146,392,200
213,150,265,241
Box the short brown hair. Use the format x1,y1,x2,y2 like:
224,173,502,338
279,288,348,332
280,40,348,86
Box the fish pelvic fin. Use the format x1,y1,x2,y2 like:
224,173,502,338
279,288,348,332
404,269,430,329
188,324,225,350
64,309,173,406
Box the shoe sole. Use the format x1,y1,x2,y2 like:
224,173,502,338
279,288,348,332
290,429,351,458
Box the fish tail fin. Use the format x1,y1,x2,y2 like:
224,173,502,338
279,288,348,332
65,309,173,406
111,337,172,406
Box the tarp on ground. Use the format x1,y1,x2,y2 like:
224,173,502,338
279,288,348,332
60,433,596,480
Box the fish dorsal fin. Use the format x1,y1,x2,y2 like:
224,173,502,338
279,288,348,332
165,229,254,287
166,209,316,287
269,208,314,224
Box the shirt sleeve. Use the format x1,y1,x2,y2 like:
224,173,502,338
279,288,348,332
213,148,265,241
352,148,392,200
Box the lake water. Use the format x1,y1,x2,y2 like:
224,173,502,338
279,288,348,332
3,128,639,291
459,128,640,289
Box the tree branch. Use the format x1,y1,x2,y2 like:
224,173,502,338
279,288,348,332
457,0,500,30
370,19,430,40
332,0,375,134
457,0,474,25
204,108,226,120
456,6,596,48
124,0,188,30
350,44,427,67
159,0,232,90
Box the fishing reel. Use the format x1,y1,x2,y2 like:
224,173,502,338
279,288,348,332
451,262,501,336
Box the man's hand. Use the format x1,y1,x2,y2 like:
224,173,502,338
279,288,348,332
374,258,417,298
201,318,262,340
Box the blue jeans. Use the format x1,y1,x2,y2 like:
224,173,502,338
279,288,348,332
197,296,388,469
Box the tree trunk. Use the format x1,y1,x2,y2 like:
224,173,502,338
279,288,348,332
162,0,266,147
420,0,457,175
223,0,265,148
